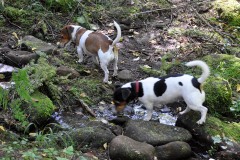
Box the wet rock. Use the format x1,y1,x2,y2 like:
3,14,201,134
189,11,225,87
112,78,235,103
155,141,192,160
59,126,115,148
21,35,57,54
3,50,39,67
56,66,80,79
124,120,192,146
109,135,156,160
176,111,214,145
109,116,130,125
117,69,132,80
176,110,240,158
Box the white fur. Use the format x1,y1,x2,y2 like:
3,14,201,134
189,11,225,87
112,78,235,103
122,60,210,124
73,21,121,82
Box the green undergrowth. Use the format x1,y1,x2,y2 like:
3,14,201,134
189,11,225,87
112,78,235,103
206,116,240,142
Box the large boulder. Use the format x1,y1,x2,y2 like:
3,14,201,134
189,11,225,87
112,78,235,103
109,135,156,160
176,111,240,153
3,50,39,67
155,141,192,160
124,120,192,146
58,126,115,148
21,35,57,54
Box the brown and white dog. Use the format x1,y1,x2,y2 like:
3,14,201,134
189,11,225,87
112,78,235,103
58,21,121,83
113,60,210,125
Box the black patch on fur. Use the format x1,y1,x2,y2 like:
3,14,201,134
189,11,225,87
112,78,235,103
179,82,183,86
192,77,201,92
153,74,184,97
154,79,167,97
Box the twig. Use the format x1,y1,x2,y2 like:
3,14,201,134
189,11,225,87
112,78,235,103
131,0,212,17
79,99,96,117
2,14,22,29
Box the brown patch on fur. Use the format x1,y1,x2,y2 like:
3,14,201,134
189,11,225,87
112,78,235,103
75,28,87,46
85,32,113,54
60,25,74,46
115,102,127,112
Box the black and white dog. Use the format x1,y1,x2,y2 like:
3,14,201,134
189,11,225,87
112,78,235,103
113,60,210,124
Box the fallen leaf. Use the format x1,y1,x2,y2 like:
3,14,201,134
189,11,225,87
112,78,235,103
29,132,37,137
12,32,19,40
237,84,240,92
0,126,5,131
143,65,151,69
103,143,108,150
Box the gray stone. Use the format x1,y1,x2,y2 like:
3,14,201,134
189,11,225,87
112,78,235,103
3,50,39,67
22,35,57,54
109,135,156,160
56,66,80,79
117,69,132,80
59,126,115,148
124,120,192,146
155,141,192,160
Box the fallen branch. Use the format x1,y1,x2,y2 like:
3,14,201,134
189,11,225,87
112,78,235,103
79,99,96,117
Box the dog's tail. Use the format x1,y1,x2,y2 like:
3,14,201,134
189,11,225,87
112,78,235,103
112,21,122,46
186,60,210,83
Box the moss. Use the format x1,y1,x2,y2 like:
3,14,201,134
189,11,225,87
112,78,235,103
26,57,57,90
69,78,103,105
3,6,33,27
205,116,240,142
214,0,240,26
204,76,232,116
30,90,56,119
202,54,240,90
184,29,226,43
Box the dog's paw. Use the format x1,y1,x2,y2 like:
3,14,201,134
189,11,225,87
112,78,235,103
196,119,205,125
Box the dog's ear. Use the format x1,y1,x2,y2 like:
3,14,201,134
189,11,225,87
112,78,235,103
122,89,131,100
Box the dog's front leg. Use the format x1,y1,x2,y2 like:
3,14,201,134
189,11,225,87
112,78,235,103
143,103,153,121
77,46,84,63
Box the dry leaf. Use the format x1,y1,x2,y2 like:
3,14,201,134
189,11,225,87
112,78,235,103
12,32,19,40
0,126,5,131
237,84,240,92
103,143,108,150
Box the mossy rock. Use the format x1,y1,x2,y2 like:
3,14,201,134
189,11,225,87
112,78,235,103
204,76,232,116
206,116,240,142
213,0,240,26
28,90,56,122
202,54,240,90
176,111,240,143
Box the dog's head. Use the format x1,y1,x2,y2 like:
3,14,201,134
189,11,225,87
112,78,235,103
58,25,74,48
113,85,132,112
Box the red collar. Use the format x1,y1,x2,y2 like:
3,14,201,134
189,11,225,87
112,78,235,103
135,81,139,96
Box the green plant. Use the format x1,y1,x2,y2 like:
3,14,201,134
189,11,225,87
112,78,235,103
44,0,78,13
0,87,8,110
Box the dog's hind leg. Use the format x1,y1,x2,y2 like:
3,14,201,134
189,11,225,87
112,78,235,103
187,104,208,125
196,105,208,124
179,106,191,115
100,62,109,83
